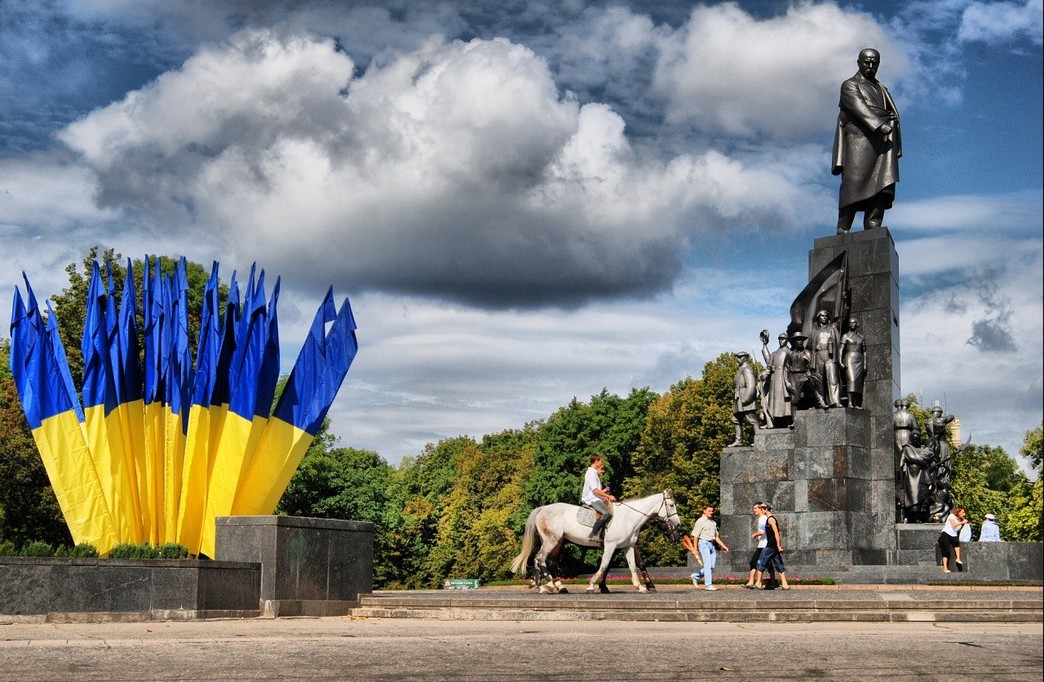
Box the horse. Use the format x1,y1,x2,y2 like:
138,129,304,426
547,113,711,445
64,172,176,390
509,490,682,594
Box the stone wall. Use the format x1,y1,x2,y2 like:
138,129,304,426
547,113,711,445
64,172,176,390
0,558,260,620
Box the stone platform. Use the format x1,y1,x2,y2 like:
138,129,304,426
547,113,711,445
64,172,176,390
348,585,1043,623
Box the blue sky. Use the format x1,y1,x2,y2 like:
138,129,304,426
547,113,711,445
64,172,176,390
1,1,1041,470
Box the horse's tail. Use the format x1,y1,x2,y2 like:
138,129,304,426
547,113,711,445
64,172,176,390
509,508,539,575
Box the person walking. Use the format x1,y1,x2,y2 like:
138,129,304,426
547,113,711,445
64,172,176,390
753,504,791,590
744,503,769,588
683,504,729,591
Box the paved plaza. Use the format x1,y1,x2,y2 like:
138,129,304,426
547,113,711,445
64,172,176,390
2,606,1041,681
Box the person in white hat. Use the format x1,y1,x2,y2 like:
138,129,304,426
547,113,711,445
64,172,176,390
979,514,1001,542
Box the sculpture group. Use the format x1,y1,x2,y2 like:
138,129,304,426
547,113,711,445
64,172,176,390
727,48,961,527
895,401,956,523
728,314,866,447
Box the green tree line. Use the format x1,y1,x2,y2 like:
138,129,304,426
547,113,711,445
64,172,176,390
1,251,1041,585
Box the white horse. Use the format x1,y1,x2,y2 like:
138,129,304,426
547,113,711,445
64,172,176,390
509,490,682,594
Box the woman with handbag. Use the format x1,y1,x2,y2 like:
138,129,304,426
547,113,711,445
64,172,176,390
939,506,970,573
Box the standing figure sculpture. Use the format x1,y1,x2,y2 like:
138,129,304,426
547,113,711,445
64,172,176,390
892,398,920,452
809,310,842,408
728,351,758,447
761,331,793,428
898,431,934,522
926,406,956,521
840,318,867,408
832,48,901,234
785,333,816,410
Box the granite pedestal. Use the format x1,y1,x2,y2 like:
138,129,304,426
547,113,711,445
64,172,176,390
0,557,260,620
216,515,375,617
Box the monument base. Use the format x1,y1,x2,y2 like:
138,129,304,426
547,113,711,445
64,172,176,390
216,515,375,617
720,408,877,569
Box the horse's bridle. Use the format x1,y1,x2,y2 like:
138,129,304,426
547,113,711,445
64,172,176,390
618,491,681,541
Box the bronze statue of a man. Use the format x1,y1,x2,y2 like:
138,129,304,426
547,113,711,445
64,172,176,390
832,48,901,234
728,351,759,447
809,310,842,408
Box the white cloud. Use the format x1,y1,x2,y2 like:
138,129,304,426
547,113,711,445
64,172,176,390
958,0,1044,45
652,2,902,139
54,30,828,308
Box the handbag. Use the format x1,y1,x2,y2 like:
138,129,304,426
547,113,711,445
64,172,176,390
958,523,972,543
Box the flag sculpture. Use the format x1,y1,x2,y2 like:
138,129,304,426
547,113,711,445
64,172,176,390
8,257,358,558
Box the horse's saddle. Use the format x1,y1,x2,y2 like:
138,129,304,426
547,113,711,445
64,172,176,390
576,506,597,528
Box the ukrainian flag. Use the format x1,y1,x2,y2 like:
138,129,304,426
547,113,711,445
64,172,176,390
233,291,358,517
9,278,119,554
11,258,358,557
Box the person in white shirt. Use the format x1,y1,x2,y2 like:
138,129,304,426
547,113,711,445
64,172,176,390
979,513,1001,542
581,454,616,540
682,504,730,590
744,503,769,588
938,506,969,573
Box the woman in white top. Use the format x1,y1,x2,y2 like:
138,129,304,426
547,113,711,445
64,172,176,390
744,503,768,588
938,506,969,573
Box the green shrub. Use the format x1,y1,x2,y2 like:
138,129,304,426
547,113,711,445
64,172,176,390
20,541,55,557
108,542,156,559
107,542,190,559
53,545,68,557
0,540,16,556
156,543,189,559
69,543,100,558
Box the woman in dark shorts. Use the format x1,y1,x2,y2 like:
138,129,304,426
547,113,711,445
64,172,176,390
938,506,969,573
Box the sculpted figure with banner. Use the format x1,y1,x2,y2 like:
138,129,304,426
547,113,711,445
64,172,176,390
809,310,842,409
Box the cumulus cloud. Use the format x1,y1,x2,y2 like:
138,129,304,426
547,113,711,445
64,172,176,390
57,30,826,308
958,0,1044,45
652,2,902,139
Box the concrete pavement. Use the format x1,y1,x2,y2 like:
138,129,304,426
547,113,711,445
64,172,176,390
1,617,1041,680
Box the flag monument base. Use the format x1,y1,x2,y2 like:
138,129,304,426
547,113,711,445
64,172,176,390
216,515,375,617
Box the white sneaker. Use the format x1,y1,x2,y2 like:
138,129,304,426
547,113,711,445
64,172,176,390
704,586,718,591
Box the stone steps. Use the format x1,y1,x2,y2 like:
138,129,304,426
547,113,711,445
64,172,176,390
349,588,1043,623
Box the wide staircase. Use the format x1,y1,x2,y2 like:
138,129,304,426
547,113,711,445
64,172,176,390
348,585,1043,623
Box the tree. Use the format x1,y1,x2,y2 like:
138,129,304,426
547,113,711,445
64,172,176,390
421,427,536,585
1006,426,1043,542
1021,425,1043,473
626,353,735,567
380,437,469,588
519,388,657,577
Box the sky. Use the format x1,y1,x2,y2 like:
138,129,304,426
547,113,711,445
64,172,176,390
1,1,1041,473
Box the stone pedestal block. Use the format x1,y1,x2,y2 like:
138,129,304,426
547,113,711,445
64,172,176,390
216,515,374,617
0,558,260,618
720,409,877,571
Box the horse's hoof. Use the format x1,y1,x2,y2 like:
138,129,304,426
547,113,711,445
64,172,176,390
599,585,610,594
646,586,656,592
558,587,569,594
585,586,596,593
